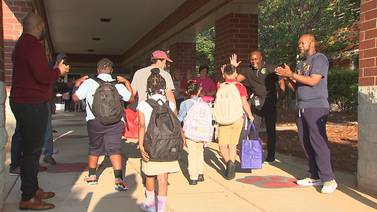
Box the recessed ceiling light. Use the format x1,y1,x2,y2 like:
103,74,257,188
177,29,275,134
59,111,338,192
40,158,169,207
88,49,95,52
100,18,111,22
92,37,101,41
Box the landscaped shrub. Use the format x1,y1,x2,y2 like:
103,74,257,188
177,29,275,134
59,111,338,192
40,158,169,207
328,69,358,112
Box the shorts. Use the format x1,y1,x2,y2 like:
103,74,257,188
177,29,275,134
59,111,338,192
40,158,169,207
87,119,124,156
218,118,243,146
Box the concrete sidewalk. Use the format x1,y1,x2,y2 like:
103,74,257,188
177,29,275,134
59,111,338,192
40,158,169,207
3,111,377,212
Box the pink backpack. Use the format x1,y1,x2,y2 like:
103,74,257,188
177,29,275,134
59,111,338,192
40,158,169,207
183,98,214,142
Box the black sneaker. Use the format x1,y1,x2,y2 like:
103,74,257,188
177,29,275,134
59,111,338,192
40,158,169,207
189,180,198,185
9,167,20,176
198,174,205,182
224,161,230,180
43,155,57,165
264,156,275,163
228,161,236,180
225,161,235,180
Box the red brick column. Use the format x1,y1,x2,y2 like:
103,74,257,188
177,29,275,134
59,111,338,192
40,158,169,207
215,13,258,75
358,0,377,193
359,0,377,86
2,0,33,85
169,42,196,80
0,2,5,209
1,2,33,205
0,1,4,81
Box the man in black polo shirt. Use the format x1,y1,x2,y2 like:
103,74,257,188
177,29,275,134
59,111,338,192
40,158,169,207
233,51,284,162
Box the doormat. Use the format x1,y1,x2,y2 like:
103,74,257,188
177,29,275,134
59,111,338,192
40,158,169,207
237,175,299,188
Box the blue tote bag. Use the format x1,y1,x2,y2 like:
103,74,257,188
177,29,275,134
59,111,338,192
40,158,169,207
241,122,263,169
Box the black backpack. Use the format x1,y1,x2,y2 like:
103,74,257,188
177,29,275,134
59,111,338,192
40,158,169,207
144,99,183,162
88,78,123,125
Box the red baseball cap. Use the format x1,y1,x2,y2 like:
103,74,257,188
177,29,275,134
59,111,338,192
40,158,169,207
151,50,173,62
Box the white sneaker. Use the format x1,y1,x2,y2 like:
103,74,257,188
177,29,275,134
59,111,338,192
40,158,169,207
296,178,323,186
140,203,156,212
321,180,338,194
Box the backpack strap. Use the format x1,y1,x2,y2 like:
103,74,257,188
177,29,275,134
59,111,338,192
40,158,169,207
188,98,198,104
146,99,158,108
91,76,118,86
146,98,166,109
220,81,241,89
91,77,105,85
87,100,94,115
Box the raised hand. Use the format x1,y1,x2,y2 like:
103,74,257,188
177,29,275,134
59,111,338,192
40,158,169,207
229,53,242,67
116,76,130,85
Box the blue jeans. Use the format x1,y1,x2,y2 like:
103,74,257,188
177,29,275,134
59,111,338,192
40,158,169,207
43,103,54,156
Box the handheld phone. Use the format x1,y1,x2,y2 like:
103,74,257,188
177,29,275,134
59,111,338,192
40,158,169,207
59,57,68,66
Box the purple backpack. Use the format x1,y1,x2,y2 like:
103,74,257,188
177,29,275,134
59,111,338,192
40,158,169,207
241,122,263,169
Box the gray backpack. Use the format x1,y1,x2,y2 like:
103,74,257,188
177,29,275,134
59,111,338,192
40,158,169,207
88,77,123,125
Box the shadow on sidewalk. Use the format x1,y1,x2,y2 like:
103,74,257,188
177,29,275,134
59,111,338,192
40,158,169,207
271,154,377,209
97,141,142,180
204,147,225,177
178,149,190,182
337,186,377,210
91,174,139,212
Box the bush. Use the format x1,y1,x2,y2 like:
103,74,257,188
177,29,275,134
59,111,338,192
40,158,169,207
328,69,358,112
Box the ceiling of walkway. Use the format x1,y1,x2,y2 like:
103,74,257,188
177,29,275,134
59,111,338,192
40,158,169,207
44,0,186,55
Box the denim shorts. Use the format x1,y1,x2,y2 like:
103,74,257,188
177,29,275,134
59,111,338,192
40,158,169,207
87,119,124,156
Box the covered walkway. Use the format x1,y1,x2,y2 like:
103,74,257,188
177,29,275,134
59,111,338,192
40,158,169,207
2,111,377,212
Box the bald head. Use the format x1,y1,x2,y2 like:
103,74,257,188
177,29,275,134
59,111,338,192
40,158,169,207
250,50,263,59
298,34,316,57
22,13,45,40
23,13,43,32
249,50,264,70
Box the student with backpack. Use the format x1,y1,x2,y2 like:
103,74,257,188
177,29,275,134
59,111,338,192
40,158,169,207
214,64,254,180
72,58,133,191
178,80,213,185
137,68,184,212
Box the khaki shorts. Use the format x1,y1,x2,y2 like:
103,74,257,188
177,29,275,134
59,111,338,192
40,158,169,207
218,118,244,146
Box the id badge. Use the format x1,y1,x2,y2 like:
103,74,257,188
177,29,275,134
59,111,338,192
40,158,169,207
255,99,260,106
254,97,260,106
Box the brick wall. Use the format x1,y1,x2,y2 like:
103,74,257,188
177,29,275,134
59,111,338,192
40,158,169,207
2,0,33,85
0,2,4,210
169,42,196,80
0,1,4,81
359,0,377,86
215,13,258,75
358,0,377,194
